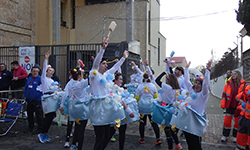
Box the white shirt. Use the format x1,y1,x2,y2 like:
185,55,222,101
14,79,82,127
37,60,55,93
161,83,178,104
177,75,188,92
136,82,157,98
89,47,125,97
60,79,88,107
184,68,210,115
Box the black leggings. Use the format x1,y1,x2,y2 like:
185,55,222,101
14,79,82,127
139,114,160,139
93,125,110,150
72,120,88,150
184,131,202,150
105,124,127,150
41,112,56,134
66,118,74,142
164,127,180,149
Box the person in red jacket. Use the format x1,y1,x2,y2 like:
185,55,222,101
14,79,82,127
10,61,28,99
221,70,245,143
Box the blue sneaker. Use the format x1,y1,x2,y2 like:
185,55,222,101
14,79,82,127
45,134,51,142
38,134,46,143
70,145,78,150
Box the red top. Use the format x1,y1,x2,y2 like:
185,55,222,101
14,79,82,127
13,66,28,79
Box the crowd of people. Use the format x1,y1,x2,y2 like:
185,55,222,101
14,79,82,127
1,37,249,150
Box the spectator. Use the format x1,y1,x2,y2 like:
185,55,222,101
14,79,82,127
24,66,43,134
0,63,13,98
225,70,232,84
221,71,245,143
10,61,28,99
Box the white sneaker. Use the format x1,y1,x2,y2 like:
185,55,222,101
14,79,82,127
64,141,70,148
233,137,237,143
221,136,227,142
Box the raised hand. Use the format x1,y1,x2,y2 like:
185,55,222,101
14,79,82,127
131,61,135,66
206,60,212,70
103,37,109,49
114,59,119,63
144,60,148,66
91,56,95,62
45,51,50,60
186,61,191,68
123,50,129,59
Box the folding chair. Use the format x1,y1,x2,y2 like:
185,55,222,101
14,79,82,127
0,99,25,136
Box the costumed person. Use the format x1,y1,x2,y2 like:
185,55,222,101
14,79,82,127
140,58,146,72
130,61,143,84
125,61,142,96
104,72,138,150
144,59,155,85
170,60,211,150
221,70,245,142
88,37,128,150
60,67,89,150
37,51,61,143
155,70,182,150
135,73,162,145
174,66,188,92
61,59,85,148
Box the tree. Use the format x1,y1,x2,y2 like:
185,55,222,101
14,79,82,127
236,0,250,36
196,65,206,75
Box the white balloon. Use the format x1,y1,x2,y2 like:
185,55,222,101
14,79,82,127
186,97,193,103
105,82,111,89
105,97,111,104
181,90,187,97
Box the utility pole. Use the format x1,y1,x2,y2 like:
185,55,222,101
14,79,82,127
52,0,61,45
126,0,134,42
52,0,61,77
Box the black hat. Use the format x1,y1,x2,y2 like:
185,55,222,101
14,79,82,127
175,66,184,75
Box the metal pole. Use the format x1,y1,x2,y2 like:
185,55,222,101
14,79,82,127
52,0,61,45
126,0,134,42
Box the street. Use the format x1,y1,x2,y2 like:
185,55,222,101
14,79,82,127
0,92,237,150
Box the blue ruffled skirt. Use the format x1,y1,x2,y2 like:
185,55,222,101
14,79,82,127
170,106,207,137
138,97,154,115
89,95,125,126
152,99,175,125
121,97,140,125
68,98,90,121
42,93,62,114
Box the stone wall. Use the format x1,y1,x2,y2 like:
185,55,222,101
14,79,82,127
0,0,36,46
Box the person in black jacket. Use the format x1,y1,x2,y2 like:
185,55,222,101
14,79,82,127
0,63,13,98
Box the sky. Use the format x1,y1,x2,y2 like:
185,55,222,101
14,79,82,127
159,0,243,68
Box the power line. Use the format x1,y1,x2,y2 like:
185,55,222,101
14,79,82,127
86,30,103,44
107,9,235,21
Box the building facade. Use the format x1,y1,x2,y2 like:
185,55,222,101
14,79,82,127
1,0,166,80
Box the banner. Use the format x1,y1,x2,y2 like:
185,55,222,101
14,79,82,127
19,46,35,74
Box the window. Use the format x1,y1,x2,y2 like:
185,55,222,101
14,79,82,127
85,0,126,5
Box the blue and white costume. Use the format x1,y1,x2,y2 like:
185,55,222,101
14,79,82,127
136,82,157,114
61,79,89,121
88,47,126,126
37,60,62,114
170,68,210,137
152,82,177,126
